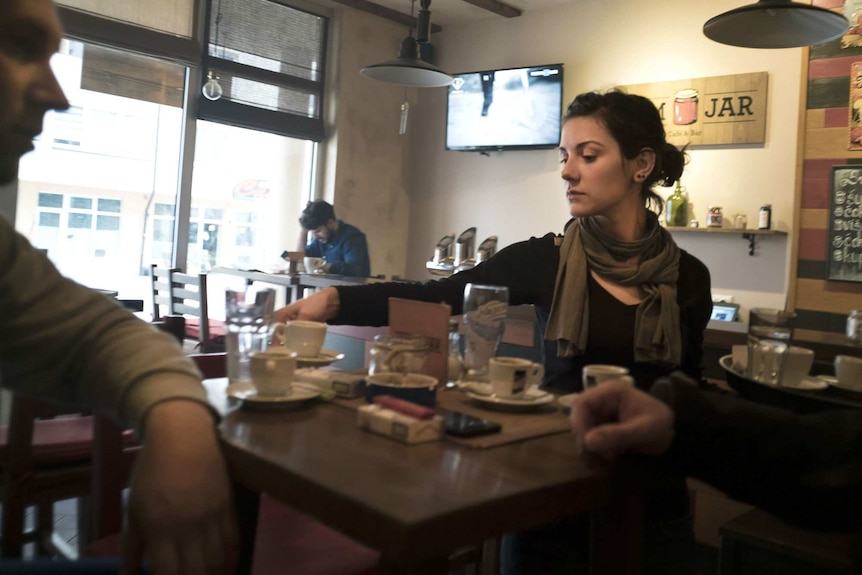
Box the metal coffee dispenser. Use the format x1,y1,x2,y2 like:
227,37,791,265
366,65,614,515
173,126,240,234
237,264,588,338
453,227,476,270
426,233,456,276
476,236,497,264
427,228,484,276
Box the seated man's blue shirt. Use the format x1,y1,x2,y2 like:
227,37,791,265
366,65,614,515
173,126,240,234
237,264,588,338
305,220,371,277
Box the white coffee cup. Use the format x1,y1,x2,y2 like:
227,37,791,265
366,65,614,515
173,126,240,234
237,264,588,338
274,320,327,358
835,355,862,390
303,257,324,274
250,350,296,396
779,346,814,388
489,357,544,398
582,364,633,389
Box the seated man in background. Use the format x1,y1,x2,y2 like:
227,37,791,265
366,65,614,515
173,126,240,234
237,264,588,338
0,1,237,573
297,199,371,277
571,374,862,532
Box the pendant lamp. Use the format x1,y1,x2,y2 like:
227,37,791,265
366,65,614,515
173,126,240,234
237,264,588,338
704,0,848,49
360,0,453,88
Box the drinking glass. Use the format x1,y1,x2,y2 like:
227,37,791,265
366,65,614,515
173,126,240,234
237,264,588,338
225,287,276,384
462,283,509,380
747,308,796,385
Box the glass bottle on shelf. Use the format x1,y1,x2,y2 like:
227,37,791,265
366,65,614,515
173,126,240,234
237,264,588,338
666,180,689,227
447,318,463,388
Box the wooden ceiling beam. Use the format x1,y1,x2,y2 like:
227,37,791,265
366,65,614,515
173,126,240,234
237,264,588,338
460,0,521,18
329,0,442,32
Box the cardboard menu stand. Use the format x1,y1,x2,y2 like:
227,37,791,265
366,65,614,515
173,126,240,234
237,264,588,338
388,297,451,385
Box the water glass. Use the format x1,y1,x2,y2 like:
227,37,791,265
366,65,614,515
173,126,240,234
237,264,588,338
462,283,509,380
747,308,796,385
225,287,276,384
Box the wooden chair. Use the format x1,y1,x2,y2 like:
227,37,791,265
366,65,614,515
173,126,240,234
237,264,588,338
151,265,224,352
84,352,379,575
0,396,136,559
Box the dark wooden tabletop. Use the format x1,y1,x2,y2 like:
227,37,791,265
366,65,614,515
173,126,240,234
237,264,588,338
204,378,659,574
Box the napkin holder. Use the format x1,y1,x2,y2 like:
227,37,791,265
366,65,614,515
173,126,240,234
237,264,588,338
357,404,443,444
294,368,366,398
280,250,304,274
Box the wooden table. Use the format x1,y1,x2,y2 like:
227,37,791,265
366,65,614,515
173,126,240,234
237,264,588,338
204,378,659,574
211,268,389,303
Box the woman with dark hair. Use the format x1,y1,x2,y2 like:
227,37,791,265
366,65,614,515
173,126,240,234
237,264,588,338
277,90,712,574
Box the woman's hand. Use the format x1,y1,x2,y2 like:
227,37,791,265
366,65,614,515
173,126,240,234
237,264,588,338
569,380,675,460
122,400,238,575
275,287,340,323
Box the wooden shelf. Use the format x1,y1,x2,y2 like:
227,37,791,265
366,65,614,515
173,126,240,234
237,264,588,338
665,226,787,255
665,226,787,236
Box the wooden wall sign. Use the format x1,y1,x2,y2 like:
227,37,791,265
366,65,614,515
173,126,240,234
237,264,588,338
827,165,862,282
619,72,768,147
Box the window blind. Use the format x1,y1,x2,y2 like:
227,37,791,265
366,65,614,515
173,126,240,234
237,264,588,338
200,0,327,142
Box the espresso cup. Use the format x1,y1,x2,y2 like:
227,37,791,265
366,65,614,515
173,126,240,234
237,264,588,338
250,350,296,396
274,320,327,358
835,355,862,390
779,346,814,388
582,364,633,389
488,356,544,398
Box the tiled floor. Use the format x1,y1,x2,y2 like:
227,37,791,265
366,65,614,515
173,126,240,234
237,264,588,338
2,499,80,559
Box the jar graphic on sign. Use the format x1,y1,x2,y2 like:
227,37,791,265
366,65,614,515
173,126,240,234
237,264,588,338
673,88,699,125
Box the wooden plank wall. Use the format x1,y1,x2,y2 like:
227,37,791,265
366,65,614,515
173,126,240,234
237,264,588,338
794,0,862,333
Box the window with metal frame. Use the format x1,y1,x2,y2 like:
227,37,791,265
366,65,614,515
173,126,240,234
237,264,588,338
200,0,328,142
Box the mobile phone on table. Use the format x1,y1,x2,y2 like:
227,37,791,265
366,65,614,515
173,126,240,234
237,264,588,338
441,410,502,437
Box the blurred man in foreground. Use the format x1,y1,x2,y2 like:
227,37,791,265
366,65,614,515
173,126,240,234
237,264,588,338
297,199,370,277
572,374,862,531
0,1,238,573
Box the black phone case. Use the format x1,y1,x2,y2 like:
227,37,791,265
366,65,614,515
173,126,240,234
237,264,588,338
442,410,502,437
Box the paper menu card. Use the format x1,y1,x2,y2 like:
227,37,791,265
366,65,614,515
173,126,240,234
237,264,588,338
388,297,451,385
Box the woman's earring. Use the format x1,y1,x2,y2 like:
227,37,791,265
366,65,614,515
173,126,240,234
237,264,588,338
635,173,645,181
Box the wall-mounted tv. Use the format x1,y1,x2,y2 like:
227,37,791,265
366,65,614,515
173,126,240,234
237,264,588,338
445,63,564,152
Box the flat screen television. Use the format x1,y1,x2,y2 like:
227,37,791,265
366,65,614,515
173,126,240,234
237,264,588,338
445,63,564,152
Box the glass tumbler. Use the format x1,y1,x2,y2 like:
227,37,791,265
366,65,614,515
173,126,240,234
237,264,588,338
462,283,509,380
225,287,276,384
368,335,429,376
747,308,796,385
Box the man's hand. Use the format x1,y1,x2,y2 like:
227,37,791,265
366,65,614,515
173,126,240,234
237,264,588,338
275,287,340,323
570,380,675,460
122,400,238,575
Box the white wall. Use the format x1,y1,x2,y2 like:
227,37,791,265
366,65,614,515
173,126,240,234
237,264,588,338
404,0,804,317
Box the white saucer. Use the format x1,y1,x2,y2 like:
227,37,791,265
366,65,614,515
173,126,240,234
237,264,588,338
455,380,493,396
557,393,580,409
228,386,320,409
780,377,828,391
295,349,345,367
466,390,555,410
824,376,862,394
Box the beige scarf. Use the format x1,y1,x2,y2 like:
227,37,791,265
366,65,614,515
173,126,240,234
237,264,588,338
545,212,682,365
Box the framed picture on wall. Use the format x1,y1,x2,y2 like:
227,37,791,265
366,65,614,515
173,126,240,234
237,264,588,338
844,0,862,48
826,165,862,282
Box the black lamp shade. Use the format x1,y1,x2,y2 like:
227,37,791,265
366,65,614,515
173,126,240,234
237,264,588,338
360,36,453,87
704,0,848,48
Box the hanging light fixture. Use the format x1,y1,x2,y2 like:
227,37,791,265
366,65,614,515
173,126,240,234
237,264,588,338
360,0,453,88
704,0,848,49
202,0,224,100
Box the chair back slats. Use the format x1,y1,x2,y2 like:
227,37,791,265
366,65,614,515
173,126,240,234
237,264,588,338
151,265,213,350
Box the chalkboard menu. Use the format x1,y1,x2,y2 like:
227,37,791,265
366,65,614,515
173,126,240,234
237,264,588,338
827,165,862,282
